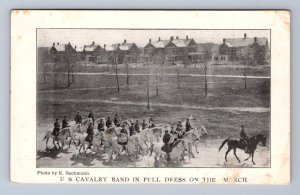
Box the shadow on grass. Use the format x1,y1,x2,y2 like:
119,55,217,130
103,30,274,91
37,147,72,160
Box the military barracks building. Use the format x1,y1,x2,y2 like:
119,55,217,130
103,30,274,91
144,35,205,64
215,33,269,65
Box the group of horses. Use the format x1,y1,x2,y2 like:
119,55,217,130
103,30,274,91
42,117,208,166
42,117,267,166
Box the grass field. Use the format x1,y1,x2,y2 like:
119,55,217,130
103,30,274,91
36,63,270,167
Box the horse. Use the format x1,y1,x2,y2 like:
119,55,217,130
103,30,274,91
43,127,72,150
149,137,188,167
77,132,104,155
219,134,267,165
182,126,208,159
102,127,145,162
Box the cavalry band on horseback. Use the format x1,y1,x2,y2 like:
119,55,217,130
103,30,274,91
44,110,267,167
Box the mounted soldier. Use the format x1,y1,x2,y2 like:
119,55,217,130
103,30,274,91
141,119,147,130
185,118,192,132
113,113,121,127
129,121,135,136
85,122,94,149
149,114,154,124
52,119,61,140
134,120,140,133
97,118,105,132
88,110,95,125
175,120,185,139
62,116,69,129
75,111,82,124
118,124,129,151
106,116,113,128
162,130,173,161
149,121,156,128
240,125,250,153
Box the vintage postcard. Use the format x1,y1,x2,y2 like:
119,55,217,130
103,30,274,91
11,10,290,184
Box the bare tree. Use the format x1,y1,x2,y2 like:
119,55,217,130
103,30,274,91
125,56,130,89
237,47,253,89
176,65,180,89
115,57,120,92
146,62,150,110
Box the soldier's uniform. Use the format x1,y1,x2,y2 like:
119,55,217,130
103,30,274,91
62,117,69,129
106,117,112,128
185,119,192,132
52,120,61,139
240,126,250,153
129,124,135,136
134,121,140,133
85,124,94,149
75,113,82,124
97,120,105,132
88,111,95,125
162,131,172,161
142,120,147,130
114,114,121,127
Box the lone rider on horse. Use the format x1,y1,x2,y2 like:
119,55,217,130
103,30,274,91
86,122,94,149
134,120,140,133
240,125,250,153
52,119,61,140
75,111,82,124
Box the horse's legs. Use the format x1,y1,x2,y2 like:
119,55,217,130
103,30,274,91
195,142,199,154
225,147,232,162
251,151,256,165
233,148,240,163
53,139,58,149
45,138,49,150
79,145,82,154
244,153,251,161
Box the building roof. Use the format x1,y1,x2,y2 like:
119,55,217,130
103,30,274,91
49,44,66,52
171,39,193,47
224,37,268,48
75,46,84,52
84,44,100,52
117,43,135,51
106,44,120,51
150,40,171,48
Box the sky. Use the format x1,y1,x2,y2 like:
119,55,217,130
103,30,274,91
37,29,270,48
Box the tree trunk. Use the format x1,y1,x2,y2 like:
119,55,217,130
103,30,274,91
204,63,208,96
67,62,71,88
115,58,120,92
126,60,130,89
177,68,180,89
146,62,150,110
244,62,247,89
155,63,159,96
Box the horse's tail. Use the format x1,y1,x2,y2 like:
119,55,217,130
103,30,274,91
149,144,154,156
219,139,229,152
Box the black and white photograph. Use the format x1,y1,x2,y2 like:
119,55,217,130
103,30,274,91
36,29,271,168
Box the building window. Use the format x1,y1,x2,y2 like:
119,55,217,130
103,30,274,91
214,56,218,61
221,56,225,60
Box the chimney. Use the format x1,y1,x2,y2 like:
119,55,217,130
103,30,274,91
57,42,59,45
186,35,188,40
244,33,247,39
149,38,151,43
92,41,95,45
223,38,226,43
124,39,127,43
158,37,161,41
68,42,70,45
104,44,106,48
254,37,258,42
170,36,174,41
118,43,120,47
74,46,77,49
176,36,179,40
53,42,55,46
